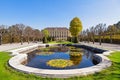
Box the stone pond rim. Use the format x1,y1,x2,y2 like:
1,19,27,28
8,44,112,78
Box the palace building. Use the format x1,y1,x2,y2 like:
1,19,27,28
44,27,71,40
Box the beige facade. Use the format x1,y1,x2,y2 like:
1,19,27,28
44,27,70,40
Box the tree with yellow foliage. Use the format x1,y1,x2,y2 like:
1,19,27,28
69,17,83,43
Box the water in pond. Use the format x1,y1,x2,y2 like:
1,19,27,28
25,46,96,70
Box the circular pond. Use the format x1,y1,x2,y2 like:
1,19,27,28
9,44,112,78
24,46,97,70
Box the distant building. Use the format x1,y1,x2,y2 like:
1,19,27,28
44,27,71,40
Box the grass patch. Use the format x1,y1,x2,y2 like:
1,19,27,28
47,41,73,44
0,51,120,80
0,52,48,80
47,59,73,68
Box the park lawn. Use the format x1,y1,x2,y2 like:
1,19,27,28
48,41,73,44
0,52,45,80
0,51,120,80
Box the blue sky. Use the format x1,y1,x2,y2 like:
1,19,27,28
0,0,120,30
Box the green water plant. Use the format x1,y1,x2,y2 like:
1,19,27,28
47,59,73,68
69,52,82,57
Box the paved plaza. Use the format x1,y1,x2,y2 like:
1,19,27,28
80,42,120,51
0,42,120,52
0,42,41,52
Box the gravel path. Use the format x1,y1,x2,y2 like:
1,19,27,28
0,42,120,52
80,42,120,51
0,42,42,52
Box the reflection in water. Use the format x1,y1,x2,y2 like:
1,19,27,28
27,52,36,62
21,51,36,65
69,54,82,65
84,50,93,59
39,46,69,52
24,46,98,70
36,52,54,56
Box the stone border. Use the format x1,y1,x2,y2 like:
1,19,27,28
8,44,112,78
9,44,47,56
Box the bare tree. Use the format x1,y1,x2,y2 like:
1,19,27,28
8,25,19,43
31,30,35,42
82,30,87,43
24,26,33,44
16,24,25,45
107,25,117,43
90,26,95,44
0,27,3,45
79,31,84,42
0,25,7,45
33,29,40,42
95,23,106,45
102,27,107,43
86,29,90,43
0,24,44,44
80,21,120,44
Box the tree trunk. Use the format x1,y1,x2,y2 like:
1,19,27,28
27,36,29,44
21,40,23,45
10,34,13,44
74,36,78,43
93,35,95,44
110,33,112,44
21,35,23,45
0,34,2,45
32,37,35,42
103,36,105,43
87,36,89,43
43,37,47,43
99,35,102,45
84,36,86,43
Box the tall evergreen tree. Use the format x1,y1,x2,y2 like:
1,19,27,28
69,17,83,43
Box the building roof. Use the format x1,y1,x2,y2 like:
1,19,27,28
44,27,69,30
